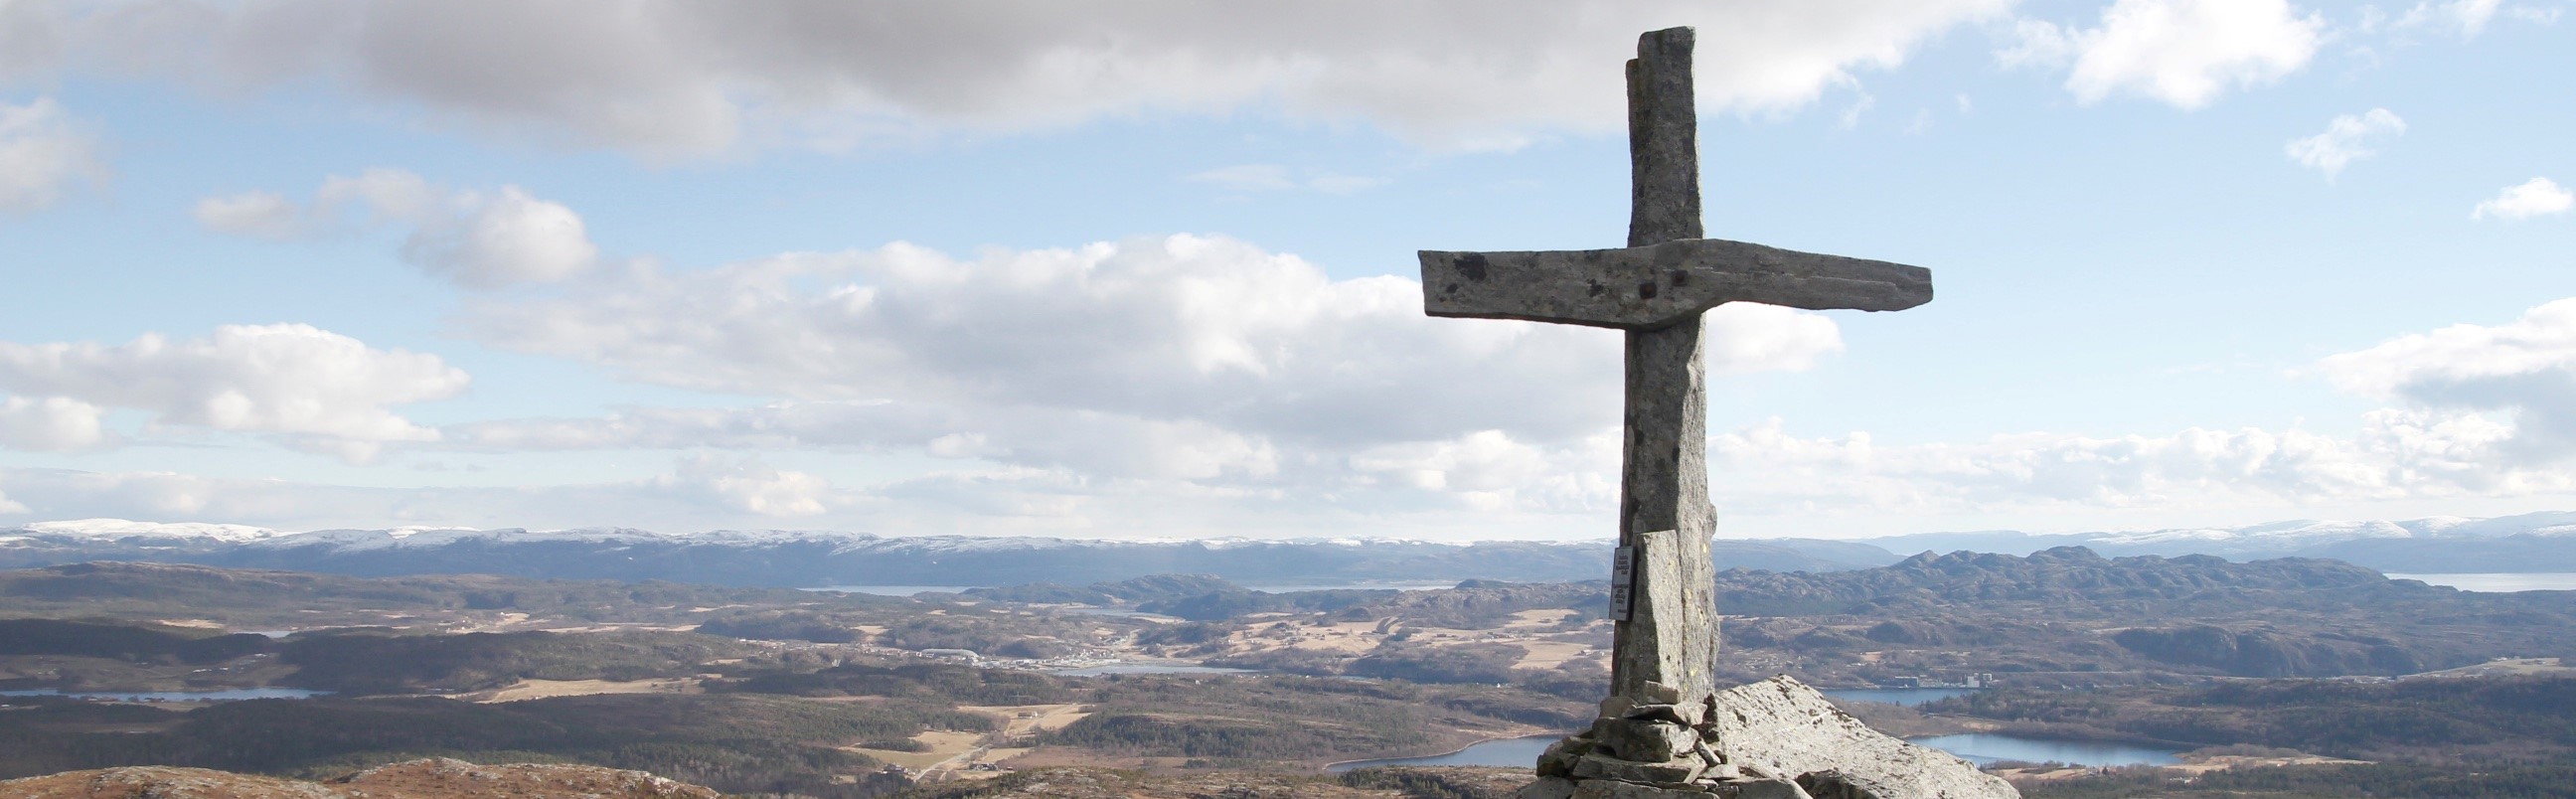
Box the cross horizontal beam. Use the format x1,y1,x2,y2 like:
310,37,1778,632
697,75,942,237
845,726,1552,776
1420,238,1932,330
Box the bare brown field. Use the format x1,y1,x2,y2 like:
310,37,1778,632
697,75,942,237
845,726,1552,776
463,678,702,703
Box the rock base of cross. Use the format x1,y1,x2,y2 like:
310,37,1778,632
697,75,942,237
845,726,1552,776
1516,676,2019,799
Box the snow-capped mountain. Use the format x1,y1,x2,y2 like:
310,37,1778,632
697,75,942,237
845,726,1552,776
0,521,1892,587
13,519,292,544
1871,511,2576,570
5,511,2573,587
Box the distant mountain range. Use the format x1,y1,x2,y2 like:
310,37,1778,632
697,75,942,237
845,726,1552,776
0,520,1886,587
4,511,2573,587
1869,511,2576,572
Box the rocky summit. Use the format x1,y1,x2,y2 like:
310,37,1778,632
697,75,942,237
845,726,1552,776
0,757,721,799
1520,676,2015,799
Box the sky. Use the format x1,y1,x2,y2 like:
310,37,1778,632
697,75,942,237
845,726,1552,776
0,0,2572,541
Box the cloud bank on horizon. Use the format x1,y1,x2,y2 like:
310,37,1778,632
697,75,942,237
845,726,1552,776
0,0,2571,539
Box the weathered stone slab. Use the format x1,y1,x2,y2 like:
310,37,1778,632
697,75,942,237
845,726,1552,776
1537,735,1594,777
1626,700,1704,726
1706,677,2017,799
1571,752,1702,784
1611,525,1714,700
1637,681,1687,706
1602,696,1639,719
1420,239,1935,329
1712,777,1818,799
1596,718,1698,762
1572,780,1708,799
1520,776,1580,799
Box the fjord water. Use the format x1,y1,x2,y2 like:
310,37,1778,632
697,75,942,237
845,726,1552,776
1050,664,1255,677
1327,735,1558,772
2388,572,2576,591
1907,733,2182,767
1823,687,1977,707
1326,731,2185,772
0,688,329,702
806,584,982,595
1326,689,2174,771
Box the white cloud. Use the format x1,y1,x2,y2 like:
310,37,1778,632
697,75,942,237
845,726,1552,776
1350,429,1618,514
0,468,226,519
2285,108,2406,180
2472,177,2573,221
30,297,2576,537
198,168,599,287
1838,92,1876,129
2316,296,2576,464
654,454,835,517
446,401,1286,483
1700,297,2576,521
0,1,61,81
1706,408,2556,517
2505,6,2562,25
469,236,1841,449
406,184,597,287
11,1,2013,156
191,191,303,240
0,396,105,451
1187,164,1296,192
0,464,834,530
0,324,469,461
1187,164,1386,194
438,235,1842,521
1304,173,1388,195
2006,0,2323,108
0,460,1311,537
2319,297,2576,398
0,95,104,214
2395,0,2504,36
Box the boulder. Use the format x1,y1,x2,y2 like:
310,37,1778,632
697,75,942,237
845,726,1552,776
1704,677,2016,799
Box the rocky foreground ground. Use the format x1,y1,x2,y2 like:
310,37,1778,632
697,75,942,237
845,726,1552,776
0,758,722,799
0,760,1543,799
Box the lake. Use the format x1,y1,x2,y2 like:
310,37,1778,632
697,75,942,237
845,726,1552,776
0,688,330,702
1326,731,2184,772
805,585,980,596
1057,606,1183,620
1907,733,2182,767
1822,688,1977,707
805,580,1462,597
1240,581,1460,593
1327,734,1557,772
1051,664,1256,677
2387,572,2576,592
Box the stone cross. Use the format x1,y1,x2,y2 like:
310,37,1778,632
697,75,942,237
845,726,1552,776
1417,27,1934,706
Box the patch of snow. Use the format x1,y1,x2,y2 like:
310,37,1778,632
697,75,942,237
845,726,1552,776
23,519,285,543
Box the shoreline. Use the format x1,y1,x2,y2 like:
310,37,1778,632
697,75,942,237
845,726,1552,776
1321,731,1566,773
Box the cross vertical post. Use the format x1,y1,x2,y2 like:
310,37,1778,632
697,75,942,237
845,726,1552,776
1612,26,1717,705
